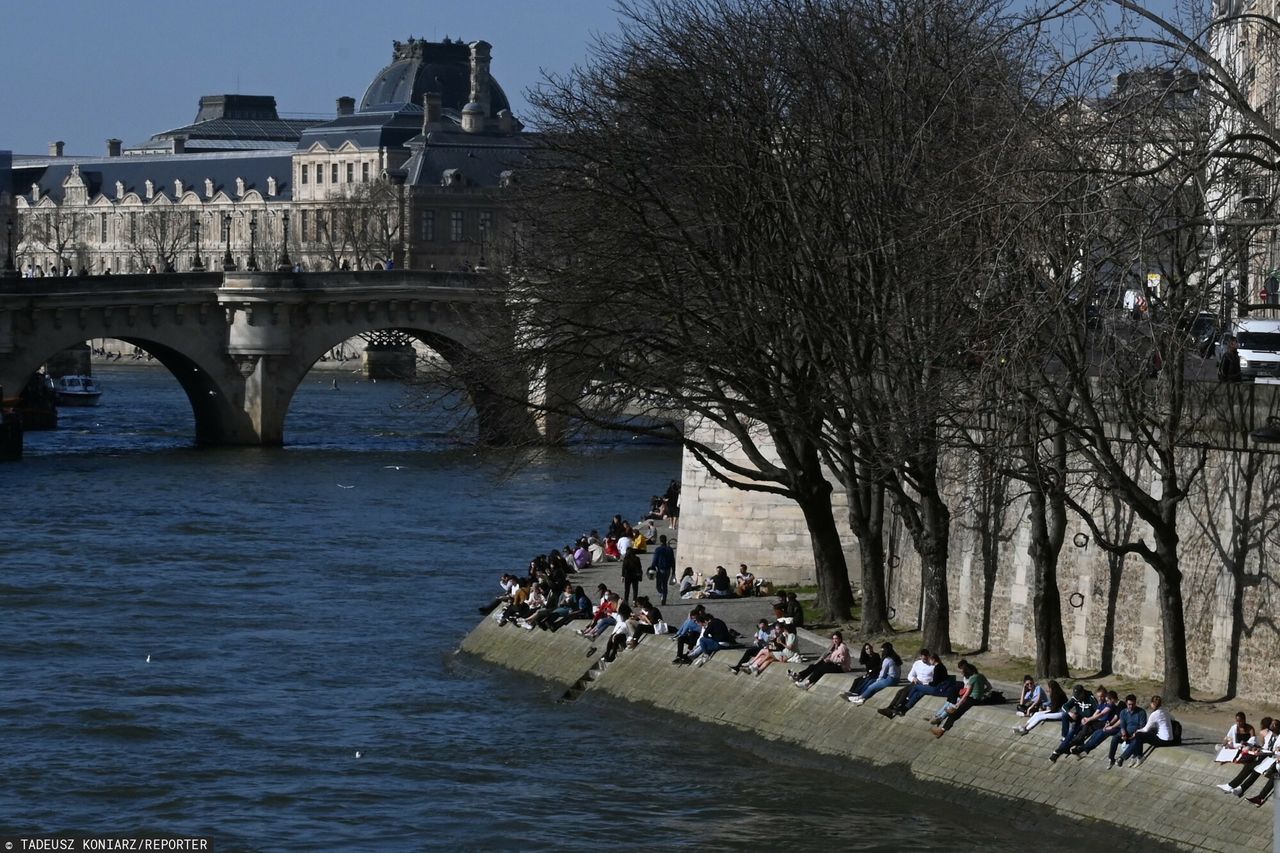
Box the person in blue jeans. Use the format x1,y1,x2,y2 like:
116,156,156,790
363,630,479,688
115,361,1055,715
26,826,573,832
1072,690,1124,759
1048,685,1097,762
672,604,706,659
880,653,951,717
847,642,902,705
651,535,676,605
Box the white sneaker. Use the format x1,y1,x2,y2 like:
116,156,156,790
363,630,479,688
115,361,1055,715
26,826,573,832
850,696,865,705
1218,784,1235,793
1234,787,1244,798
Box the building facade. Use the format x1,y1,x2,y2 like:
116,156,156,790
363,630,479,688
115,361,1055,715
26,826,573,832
4,37,529,276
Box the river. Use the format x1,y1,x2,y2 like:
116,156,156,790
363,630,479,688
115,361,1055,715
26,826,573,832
1,364,1090,851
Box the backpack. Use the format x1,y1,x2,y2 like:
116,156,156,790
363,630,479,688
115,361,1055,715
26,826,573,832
978,689,1006,706
1171,719,1183,746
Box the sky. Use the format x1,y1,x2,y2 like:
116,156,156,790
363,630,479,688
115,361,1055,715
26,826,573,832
0,0,625,156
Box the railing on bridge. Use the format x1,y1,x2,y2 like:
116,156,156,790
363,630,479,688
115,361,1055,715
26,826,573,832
0,269,499,296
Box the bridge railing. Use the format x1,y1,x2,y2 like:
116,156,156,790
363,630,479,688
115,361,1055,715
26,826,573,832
0,269,501,297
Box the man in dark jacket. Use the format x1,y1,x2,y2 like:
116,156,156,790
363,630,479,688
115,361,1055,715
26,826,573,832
651,535,676,605
621,549,643,605
1219,336,1242,382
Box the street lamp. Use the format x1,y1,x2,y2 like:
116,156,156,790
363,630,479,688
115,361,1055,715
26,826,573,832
221,212,235,271
276,209,292,272
247,212,259,272
192,214,205,272
3,219,14,274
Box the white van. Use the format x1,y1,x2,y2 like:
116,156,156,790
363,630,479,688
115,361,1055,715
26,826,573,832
1229,317,1280,379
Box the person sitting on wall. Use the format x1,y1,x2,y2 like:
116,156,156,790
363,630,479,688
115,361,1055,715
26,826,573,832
673,604,707,659
1062,689,1118,760
496,579,535,627
783,591,805,628
634,597,666,636
607,514,625,539
876,649,935,718
930,660,991,738
1116,695,1176,767
545,584,595,632
743,618,800,675
1222,711,1259,750
574,585,613,634
1016,675,1048,717
588,532,606,565
603,537,621,562
847,642,903,705
1233,719,1280,805
573,539,592,570
600,604,639,662
789,631,852,689
478,573,520,615
735,564,756,597
1014,680,1069,735
578,593,622,640
520,581,573,631
1218,716,1275,798
842,643,882,698
729,619,774,674
881,652,952,718
1071,690,1126,759
631,528,648,553
675,610,734,667
1042,685,1095,759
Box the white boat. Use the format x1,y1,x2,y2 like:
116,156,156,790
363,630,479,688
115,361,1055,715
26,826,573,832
53,375,102,407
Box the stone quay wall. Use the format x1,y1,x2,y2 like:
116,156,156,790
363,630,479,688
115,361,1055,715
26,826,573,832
675,399,1280,705
460,616,1271,852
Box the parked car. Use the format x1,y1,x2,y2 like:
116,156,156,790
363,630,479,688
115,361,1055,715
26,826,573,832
1187,312,1218,358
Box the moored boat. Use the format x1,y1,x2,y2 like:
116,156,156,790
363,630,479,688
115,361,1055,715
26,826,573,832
54,375,102,407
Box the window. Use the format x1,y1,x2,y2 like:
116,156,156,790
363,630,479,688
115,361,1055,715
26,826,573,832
419,210,434,241
450,211,464,242
478,211,493,242
362,162,370,183
300,210,309,243
331,163,338,184
189,212,198,243
317,210,327,240
129,212,137,242
346,162,354,183
301,165,308,185
99,213,107,242
316,163,323,184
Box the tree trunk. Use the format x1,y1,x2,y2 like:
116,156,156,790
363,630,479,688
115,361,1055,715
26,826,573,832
1154,553,1192,701
918,489,952,655
848,472,891,636
1024,432,1070,678
794,478,855,622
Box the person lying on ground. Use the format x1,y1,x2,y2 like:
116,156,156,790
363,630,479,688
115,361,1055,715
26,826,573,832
1116,695,1175,767
845,643,882,696
1016,675,1047,717
1219,716,1275,799
1014,680,1068,735
876,649,935,718
674,611,734,666
673,605,707,659
931,660,991,738
880,653,951,718
1058,688,1117,761
847,642,903,705
729,619,773,673
735,564,756,597
789,631,852,689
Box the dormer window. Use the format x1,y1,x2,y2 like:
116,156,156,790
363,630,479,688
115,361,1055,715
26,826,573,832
235,177,246,197
267,176,278,197
175,179,184,196
205,178,214,198
115,181,124,200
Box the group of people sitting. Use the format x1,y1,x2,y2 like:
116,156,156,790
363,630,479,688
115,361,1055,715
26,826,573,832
1007,678,1181,770
673,564,765,599
1214,712,1280,807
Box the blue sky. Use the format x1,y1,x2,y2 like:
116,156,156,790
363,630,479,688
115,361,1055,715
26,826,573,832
0,0,624,155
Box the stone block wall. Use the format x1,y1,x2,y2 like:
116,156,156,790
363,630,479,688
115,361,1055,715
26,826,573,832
675,416,1280,703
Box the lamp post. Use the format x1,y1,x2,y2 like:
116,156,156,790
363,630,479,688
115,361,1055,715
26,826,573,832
3,219,14,274
191,215,205,272
276,209,292,272
247,212,259,272
221,212,235,271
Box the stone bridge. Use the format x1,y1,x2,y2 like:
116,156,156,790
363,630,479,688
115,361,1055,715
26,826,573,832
0,270,537,446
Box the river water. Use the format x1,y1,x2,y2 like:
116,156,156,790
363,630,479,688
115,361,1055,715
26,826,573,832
1,364,1088,851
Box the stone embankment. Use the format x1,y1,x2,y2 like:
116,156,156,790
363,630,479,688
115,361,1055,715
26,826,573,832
461,616,1272,852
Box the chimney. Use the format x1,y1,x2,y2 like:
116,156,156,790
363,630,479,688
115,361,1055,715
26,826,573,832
145,179,154,200
235,177,245,198
175,179,184,196
468,41,493,117
31,183,41,202
267,176,278,197
106,138,122,157
171,135,186,154
204,178,214,199
336,96,355,117
49,141,65,157
115,181,124,200
423,91,442,131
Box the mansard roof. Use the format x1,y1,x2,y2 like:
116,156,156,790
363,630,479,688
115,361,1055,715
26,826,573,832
12,151,292,205
401,129,535,189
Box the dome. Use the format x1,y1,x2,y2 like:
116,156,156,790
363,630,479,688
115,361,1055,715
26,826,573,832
359,38,512,115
